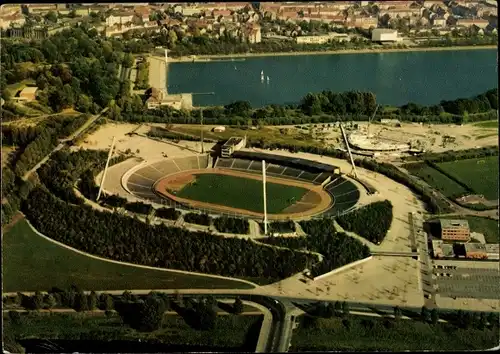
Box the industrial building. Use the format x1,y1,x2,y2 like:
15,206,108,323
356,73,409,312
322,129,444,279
221,136,246,158
439,219,470,242
371,28,400,42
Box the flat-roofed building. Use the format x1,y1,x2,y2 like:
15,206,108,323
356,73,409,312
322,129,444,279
371,28,400,42
485,244,499,260
221,136,246,158
465,243,487,259
432,240,454,258
18,87,38,101
440,219,470,242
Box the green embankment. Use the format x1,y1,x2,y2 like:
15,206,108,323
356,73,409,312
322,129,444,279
3,219,254,292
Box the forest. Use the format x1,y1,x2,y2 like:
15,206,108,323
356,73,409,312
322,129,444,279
262,218,371,277
336,200,393,245
1,115,97,225
403,145,499,163
21,187,314,282
213,217,250,234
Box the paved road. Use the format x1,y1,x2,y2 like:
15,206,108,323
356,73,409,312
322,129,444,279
22,108,109,181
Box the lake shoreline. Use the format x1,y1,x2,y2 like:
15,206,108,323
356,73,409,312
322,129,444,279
167,45,497,63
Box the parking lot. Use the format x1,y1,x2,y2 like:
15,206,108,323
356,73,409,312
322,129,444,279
434,267,500,300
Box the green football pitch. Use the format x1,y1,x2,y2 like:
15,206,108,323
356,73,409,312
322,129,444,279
436,156,498,200
176,173,309,214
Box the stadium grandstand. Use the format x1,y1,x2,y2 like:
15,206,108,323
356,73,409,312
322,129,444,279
122,150,360,218
124,155,209,202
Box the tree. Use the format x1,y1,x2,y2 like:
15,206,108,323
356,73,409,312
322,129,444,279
393,306,402,321
8,310,22,325
45,294,57,309
74,291,89,312
334,301,342,317
108,100,122,121
100,293,114,311
430,308,439,325
168,30,178,48
341,301,349,317
32,291,44,310
421,306,430,323
136,295,166,332
233,297,244,315
88,291,98,310
44,11,58,23
325,303,335,318
123,52,134,68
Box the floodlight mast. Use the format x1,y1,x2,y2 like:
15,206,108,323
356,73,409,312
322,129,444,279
262,160,268,235
339,124,358,179
97,136,116,201
367,104,379,138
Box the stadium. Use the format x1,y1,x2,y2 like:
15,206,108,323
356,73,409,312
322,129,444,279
113,136,363,221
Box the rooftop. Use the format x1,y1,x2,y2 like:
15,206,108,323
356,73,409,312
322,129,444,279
20,87,38,94
372,28,398,34
465,243,486,252
440,219,469,229
223,137,243,147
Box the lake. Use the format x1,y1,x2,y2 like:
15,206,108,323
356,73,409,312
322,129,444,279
167,48,497,108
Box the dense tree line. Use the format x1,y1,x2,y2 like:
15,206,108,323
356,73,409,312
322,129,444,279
213,216,249,234
336,200,393,245
403,146,499,163
22,187,314,281
1,125,41,146
263,218,370,277
38,149,127,205
116,88,496,127
155,207,181,220
184,212,212,226
13,128,57,177
260,220,296,234
299,91,377,116
1,168,34,225
125,201,154,215
134,61,149,90
440,89,498,115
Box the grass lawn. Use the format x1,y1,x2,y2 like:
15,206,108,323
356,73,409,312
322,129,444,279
436,215,499,243
176,173,308,214
2,219,255,292
291,315,498,351
4,312,262,352
172,125,321,148
437,156,498,200
472,120,499,129
404,163,468,198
